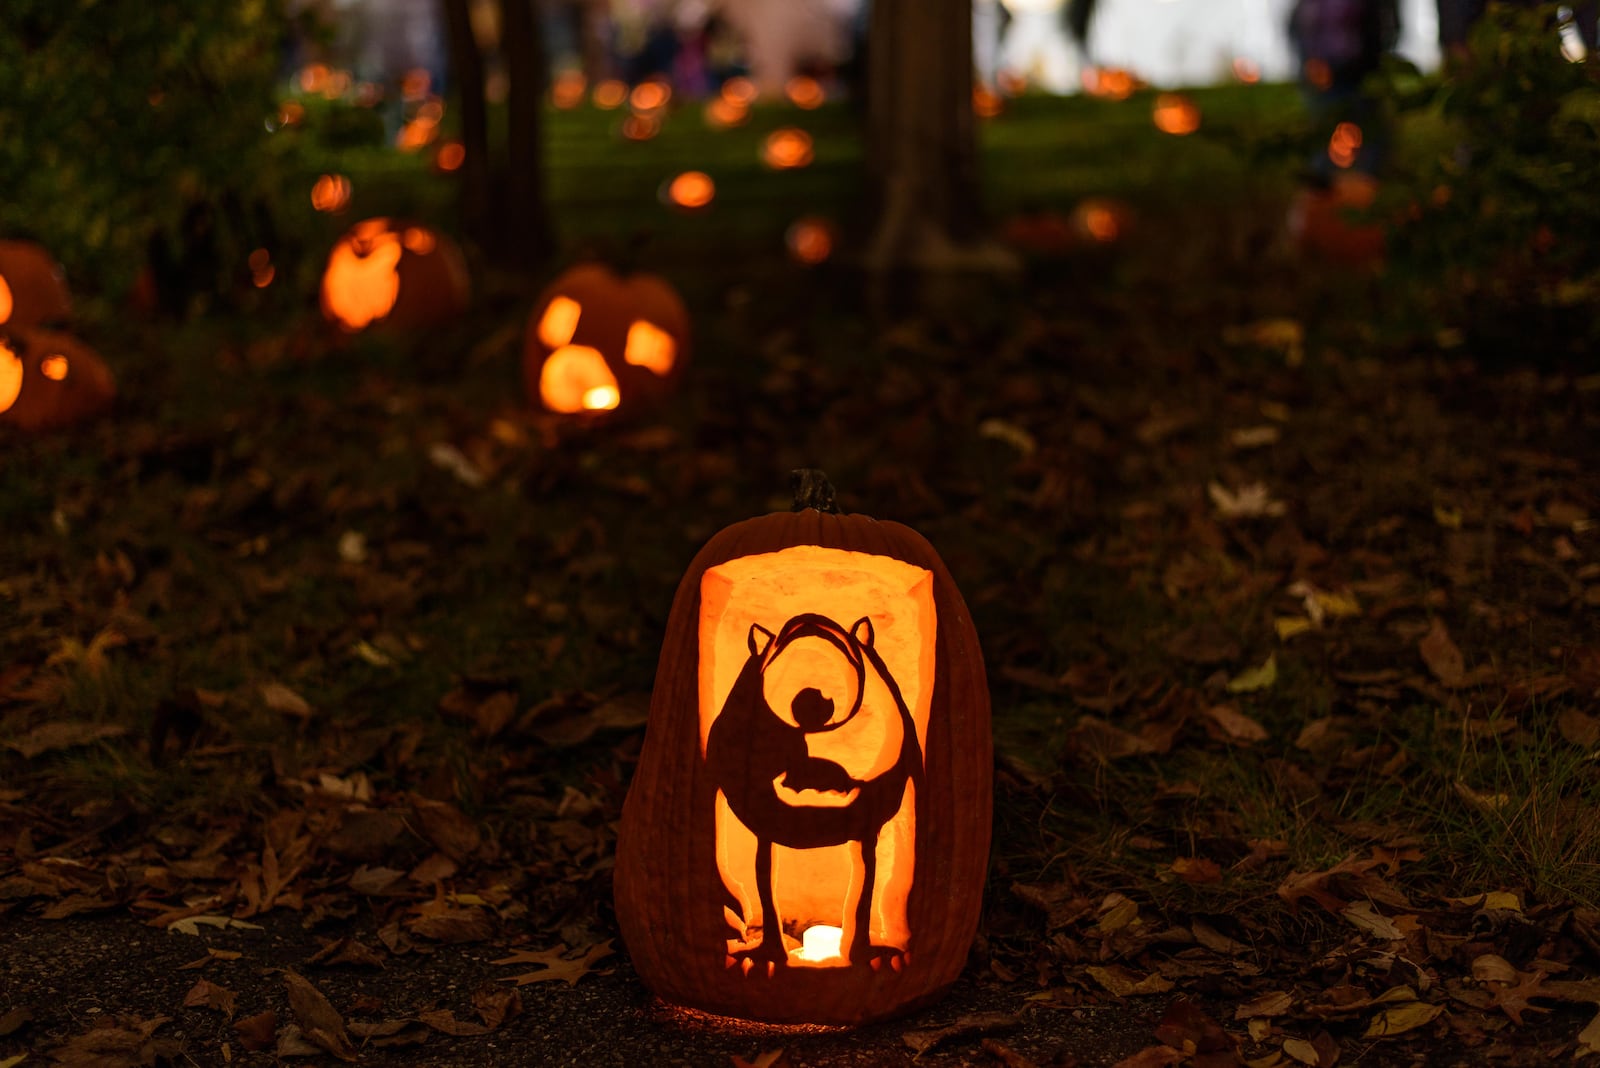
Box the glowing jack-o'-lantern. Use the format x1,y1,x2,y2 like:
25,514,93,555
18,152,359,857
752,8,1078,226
0,328,115,432
0,241,72,329
614,471,992,1025
320,218,470,333
523,262,689,416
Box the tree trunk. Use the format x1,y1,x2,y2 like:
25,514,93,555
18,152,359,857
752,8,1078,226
499,0,553,271
439,0,493,256
864,0,1018,282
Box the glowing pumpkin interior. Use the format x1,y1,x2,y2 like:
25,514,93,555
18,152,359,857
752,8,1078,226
323,219,403,331
533,293,677,413
699,546,934,971
0,276,12,325
0,339,21,413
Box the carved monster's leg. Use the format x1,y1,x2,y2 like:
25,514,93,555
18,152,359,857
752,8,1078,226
753,836,786,965
850,836,876,963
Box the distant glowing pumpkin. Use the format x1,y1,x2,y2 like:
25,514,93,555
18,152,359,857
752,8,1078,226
523,262,689,417
0,241,72,329
320,218,470,332
786,217,836,265
1152,93,1200,135
663,172,716,212
761,129,814,170
0,328,115,432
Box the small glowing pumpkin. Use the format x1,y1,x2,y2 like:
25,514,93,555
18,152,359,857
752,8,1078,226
614,471,992,1025
320,218,470,333
0,241,72,329
0,328,115,432
1287,174,1385,269
523,262,689,417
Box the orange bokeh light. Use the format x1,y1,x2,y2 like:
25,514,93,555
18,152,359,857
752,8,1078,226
0,340,20,413
761,128,814,170
311,174,352,213
278,101,306,127
630,80,671,112
552,70,587,109
624,319,677,375
1304,58,1333,90
593,79,628,109
1233,57,1262,83
785,76,825,109
401,68,432,101
1328,122,1363,169
436,140,466,172
1152,93,1200,135
666,171,716,211
785,217,835,265
540,344,621,413
1073,198,1127,243
39,354,68,381
721,77,758,107
322,219,403,331
0,276,12,324
1083,67,1136,100
396,114,439,151
972,86,1003,118
622,113,661,141
298,63,330,95
705,97,750,129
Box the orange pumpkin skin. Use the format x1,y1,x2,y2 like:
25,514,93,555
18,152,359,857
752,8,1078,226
0,328,115,432
0,241,73,329
614,487,992,1025
522,263,689,417
1288,175,1386,269
319,218,470,333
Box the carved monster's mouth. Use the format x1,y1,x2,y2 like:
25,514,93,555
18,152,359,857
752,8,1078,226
772,773,860,808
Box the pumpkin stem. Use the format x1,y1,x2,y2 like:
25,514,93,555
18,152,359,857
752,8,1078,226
790,469,839,514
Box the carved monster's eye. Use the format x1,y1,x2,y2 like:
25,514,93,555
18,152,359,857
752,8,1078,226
762,636,858,732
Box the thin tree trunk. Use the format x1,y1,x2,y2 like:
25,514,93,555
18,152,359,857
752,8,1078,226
440,0,492,256
499,0,553,271
864,0,1016,281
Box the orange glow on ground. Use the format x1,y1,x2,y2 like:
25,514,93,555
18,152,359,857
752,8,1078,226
436,140,466,172
667,171,715,210
705,97,750,129
39,354,68,381
721,77,758,106
0,341,21,413
785,218,835,265
624,320,676,375
593,80,628,109
699,546,934,967
1328,122,1363,169
311,174,352,213
537,296,582,348
540,344,620,414
630,80,671,112
1152,93,1200,135
785,76,825,109
552,70,587,109
622,113,661,141
761,128,814,170
0,276,12,324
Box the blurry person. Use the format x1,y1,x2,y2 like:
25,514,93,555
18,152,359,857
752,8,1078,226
998,0,1081,93
1289,0,1398,177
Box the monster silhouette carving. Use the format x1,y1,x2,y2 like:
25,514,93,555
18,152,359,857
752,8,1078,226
706,611,925,973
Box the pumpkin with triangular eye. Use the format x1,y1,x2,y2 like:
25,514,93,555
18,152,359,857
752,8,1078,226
523,263,689,416
0,240,72,329
0,328,115,432
320,218,470,332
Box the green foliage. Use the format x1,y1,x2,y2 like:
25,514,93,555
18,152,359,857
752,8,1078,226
1375,3,1600,358
0,0,305,315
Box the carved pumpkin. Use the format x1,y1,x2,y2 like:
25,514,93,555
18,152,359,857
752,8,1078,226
523,263,689,416
1287,174,1385,269
614,471,993,1025
0,241,72,329
320,218,470,333
0,328,115,432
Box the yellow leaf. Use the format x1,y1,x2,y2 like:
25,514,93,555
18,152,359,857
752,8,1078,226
1445,890,1522,912
1315,590,1362,618
1577,1009,1600,1056
1363,1001,1442,1037
1085,965,1174,997
1275,616,1314,641
1227,655,1278,693
1282,1037,1319,1065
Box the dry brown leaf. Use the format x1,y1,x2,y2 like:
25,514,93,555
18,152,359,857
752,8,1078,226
1154,998,1231,1053
1109,1046,1186,1068
980,1038,1039,1068
1419,619,1465,688
5,722,129,759
260,682,312,718
181,977,237,1017
283,970,356,1061
494,940,615,986
1203,703,1268,743
472,984,522,1030
901,1012,1021,1054
1362,1000,1442,1037
1235,991,1294,1020
1172,857,1223,885
46,1015,176,1068
1085,965,1175,997
306,936,386,968
409,796,482,862
416,1009,491,1036
233,1010,276,1051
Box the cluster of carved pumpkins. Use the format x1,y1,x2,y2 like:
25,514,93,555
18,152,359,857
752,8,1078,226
0,241,116,433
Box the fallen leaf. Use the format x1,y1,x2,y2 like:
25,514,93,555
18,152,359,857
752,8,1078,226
1419,620,1465,688
1203,703,1268,742
1110,1046,1186,1068
1209,481,1287,520
283,971,356,1061
1281,1037,1319,1065
1085,965,1174,997
494,940,614,986
47,1015,176,1068
901,1012,1021,1054
260,682,312,719
416,1009,491,1036
182,978,237,1017
1235,991,1293,1020
980,1038,1039,1068
1172,857,1223,885
233,1010,276,1051
4,722,129,759
1342,901,1402,940
729,1051,792,1068
1577,1009,1600,1057
1154,998,1231,1052
1362,1000,1442,1037
1227,656,1278,694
